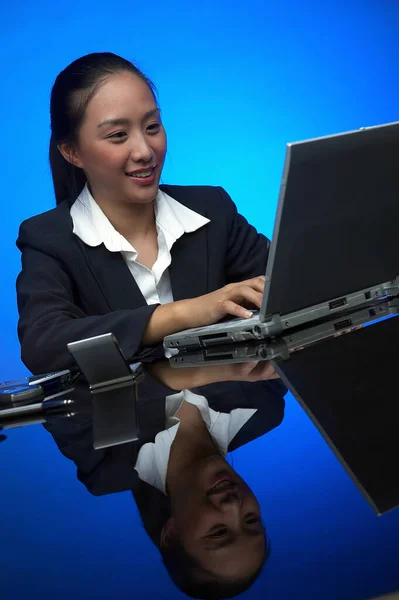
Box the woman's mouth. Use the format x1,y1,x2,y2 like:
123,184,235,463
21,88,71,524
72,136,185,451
207,479,238,496
206,472,237,496
126,166,157,185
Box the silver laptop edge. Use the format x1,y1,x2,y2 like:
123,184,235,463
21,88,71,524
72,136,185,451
164,275,399,350
169,297,399,367
260,142,292,319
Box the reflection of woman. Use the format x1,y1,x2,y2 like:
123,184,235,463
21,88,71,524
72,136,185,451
45,368,286,598
16,51,278,376
142,388,267,598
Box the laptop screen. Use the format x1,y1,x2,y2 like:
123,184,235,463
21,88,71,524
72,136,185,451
262,122,399,318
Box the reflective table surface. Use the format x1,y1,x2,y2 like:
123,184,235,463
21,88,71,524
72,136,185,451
1,316,399,600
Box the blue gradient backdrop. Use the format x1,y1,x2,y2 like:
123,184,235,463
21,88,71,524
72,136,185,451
1,1,399,598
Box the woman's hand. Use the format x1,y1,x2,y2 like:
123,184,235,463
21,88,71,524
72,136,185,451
179,276,265,328
142,276,265,346
147,359,279,391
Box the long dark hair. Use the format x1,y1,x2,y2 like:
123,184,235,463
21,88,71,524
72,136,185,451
49,52,158,205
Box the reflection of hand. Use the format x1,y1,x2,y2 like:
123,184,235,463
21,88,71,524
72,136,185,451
147,359,279,391
0,426,6,444
222,361,279,382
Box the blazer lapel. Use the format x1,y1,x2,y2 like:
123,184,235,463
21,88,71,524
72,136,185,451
169,227,209,301
48,202,147,312
79,241,147,311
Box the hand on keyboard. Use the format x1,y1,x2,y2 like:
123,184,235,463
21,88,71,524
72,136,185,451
181,276,265,329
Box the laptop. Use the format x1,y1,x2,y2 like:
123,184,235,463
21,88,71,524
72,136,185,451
164,121,399,356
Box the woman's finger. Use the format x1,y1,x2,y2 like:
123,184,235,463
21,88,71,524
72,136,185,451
230,286,264,309
221,299,255,319
240,276,265,293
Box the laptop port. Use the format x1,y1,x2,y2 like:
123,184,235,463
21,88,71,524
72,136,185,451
334,318,352,331
199,332,231,347
204,353,234,362
329,297,347,310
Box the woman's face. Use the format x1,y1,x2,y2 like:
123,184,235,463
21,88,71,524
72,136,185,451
168,456,265,579
65,71,167,206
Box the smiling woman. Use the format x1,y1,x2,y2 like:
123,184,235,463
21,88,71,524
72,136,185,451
56,75,166,211
49,54,163,207
16,51,281,375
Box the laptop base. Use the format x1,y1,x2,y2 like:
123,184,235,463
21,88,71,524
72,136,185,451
169,297,399,368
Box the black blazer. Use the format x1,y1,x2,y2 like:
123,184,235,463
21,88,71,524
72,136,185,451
16,186,270,374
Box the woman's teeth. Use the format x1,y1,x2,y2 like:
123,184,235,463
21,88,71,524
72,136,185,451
127,168,154,178
212,481,232,491
209,480,236,493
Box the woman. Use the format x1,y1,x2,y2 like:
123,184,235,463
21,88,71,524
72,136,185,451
16,52,276,376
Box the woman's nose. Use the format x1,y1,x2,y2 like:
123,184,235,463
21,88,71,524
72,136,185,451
129,135,154,163
210,490,243,509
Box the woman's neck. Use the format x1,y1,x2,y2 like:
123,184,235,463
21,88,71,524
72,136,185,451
88,184,157,241
166,401,219,494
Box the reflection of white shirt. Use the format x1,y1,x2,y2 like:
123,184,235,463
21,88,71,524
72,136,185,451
70,186,255,493
70,183,210,305
134,389,257,494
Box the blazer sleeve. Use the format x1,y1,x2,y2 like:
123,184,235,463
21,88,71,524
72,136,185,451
219,188,271,283
16,220,163,375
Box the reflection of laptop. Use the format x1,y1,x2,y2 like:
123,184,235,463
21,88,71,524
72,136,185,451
169,297,399,367
164,121,399,354
273,314,399,515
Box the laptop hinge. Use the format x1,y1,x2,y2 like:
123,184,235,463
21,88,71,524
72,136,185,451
263,313,284,337
383,274,399,297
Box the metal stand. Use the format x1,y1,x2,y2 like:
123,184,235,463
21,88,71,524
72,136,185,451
68,333,144,448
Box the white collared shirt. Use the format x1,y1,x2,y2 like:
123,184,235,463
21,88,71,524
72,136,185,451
134,389,257,494
70,183,210,305
70,185,255,492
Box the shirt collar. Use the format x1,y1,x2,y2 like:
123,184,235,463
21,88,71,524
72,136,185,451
70,184,210,253
155,189,210,239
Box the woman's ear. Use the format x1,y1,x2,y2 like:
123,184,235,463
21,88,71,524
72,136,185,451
160,517,176,548
58,142,84,169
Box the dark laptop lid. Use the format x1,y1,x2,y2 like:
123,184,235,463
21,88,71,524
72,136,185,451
275,314,399,515
261,121,399,318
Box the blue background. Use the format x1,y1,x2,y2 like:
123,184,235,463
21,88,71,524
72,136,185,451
1,1,399,598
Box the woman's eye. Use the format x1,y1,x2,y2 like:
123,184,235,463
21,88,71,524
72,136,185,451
246,517,261,525
147,122,161,133
108,132,127,142
207,528,227,539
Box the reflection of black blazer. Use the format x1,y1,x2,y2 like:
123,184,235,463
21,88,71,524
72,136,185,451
44,376,286,544
16,186,270,374
45,376,286,497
